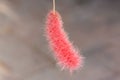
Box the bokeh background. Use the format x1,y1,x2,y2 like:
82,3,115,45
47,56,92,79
0,0,120,80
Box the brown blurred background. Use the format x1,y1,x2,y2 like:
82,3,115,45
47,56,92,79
0,0,120,80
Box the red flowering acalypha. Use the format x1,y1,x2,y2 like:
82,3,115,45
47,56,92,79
46,10,83,72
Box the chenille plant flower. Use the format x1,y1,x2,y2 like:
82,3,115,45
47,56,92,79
45,0,83,73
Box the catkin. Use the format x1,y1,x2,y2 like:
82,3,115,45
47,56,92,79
46,10,83,72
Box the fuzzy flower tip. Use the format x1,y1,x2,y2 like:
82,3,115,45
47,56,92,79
46,10,83,72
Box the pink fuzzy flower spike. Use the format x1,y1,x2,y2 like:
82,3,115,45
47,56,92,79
46,10,83,73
